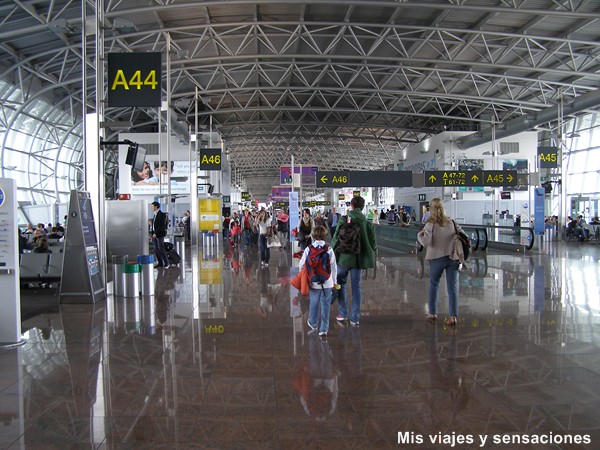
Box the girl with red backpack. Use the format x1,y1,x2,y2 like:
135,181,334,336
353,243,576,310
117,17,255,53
299,225,338,337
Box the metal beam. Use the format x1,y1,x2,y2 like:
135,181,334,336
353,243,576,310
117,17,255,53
456,88,600,149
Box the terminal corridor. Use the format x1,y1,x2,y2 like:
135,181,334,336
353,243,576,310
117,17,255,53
2,241,600,449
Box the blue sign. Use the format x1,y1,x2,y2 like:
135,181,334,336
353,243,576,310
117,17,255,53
534,188,545,235
0,187,4,208
289,191,299,242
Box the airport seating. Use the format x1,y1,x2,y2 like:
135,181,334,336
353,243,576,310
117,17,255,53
19,252,63,288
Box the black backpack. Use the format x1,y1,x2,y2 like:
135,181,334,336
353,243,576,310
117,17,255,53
335,216,361,255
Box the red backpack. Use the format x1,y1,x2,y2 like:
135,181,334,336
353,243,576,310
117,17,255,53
306,244,332,285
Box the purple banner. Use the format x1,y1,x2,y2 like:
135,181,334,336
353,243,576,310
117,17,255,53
271,185,292,200
280,165,319,185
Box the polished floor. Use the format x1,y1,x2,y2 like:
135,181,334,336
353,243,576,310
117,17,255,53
2,238,600,449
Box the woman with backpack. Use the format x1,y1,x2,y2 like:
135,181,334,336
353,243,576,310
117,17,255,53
417,198,463,326
299,225,338,337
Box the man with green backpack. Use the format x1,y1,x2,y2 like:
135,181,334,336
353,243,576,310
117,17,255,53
330,196,377,327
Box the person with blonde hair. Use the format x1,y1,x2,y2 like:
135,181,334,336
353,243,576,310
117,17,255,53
417,198,464,326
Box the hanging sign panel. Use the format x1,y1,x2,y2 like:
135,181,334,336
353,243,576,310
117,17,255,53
316,171,412,188
537,146,559,168
424,170,518,187
107,52,162,107
280,165,319,186
199,148,222,170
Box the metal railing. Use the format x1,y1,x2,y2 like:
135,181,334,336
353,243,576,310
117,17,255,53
373,221,536,253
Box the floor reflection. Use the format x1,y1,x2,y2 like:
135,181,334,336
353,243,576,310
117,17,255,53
2,240,600,448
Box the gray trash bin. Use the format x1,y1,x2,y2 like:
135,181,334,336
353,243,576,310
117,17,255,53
112,254,129,296
122,263,141,298
175,237,185,261
137,255,155,296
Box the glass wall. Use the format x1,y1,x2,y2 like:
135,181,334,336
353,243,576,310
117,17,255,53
563,113,600,221
0,79,82,205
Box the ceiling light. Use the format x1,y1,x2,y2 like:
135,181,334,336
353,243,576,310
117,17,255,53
112,18,137,33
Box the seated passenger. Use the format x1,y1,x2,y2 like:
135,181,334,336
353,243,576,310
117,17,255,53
577,215,590,239
33,238,52,253
32,228,45,244
47,227,62,239
567,218,585,241
18,229,32,253
55,223,65,236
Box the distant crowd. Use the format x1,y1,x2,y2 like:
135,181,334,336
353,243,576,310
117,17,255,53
18,219,66,254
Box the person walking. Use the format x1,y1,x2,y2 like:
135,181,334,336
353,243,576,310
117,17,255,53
299,225,337,337
254,208,272,266
331,196,377,327
421,205,431,223
417,198,462,326
298,208,314,251
329,207,339,231
276,208,290,250
151,201,170,269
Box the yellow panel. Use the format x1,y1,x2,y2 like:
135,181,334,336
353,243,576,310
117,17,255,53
199,198,221,231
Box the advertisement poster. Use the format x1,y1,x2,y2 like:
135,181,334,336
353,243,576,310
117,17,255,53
199,198,221,231
502,159,529,191
279,165,319,186
272,185,292,201
129,158,192,195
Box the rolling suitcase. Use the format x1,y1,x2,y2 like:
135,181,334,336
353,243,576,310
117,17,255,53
163,242,180,265
167,249,181,265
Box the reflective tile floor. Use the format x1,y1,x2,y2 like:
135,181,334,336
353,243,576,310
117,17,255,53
2,240,600,449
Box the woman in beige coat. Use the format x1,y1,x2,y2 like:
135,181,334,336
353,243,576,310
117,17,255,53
417,198,463,326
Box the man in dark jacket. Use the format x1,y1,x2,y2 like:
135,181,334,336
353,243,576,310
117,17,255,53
330,196,377,326
151,201,170,268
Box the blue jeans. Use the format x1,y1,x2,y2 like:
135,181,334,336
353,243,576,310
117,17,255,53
308,287,332,333
258,234,270,263
428,256,459,317
336,265,362,323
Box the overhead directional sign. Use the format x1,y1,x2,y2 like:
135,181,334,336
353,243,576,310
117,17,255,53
424,170,518,187
316,171,412,188
425,171,482,186
538,146,558,168
302,200,331,207
483,170,518,187
108,52,162,107
199,148,221,170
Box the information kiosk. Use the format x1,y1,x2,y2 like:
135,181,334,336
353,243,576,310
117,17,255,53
0,178,24,346
60,190,106,303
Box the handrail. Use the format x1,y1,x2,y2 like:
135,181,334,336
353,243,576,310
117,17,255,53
473,224,536,251
373,221,534,253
